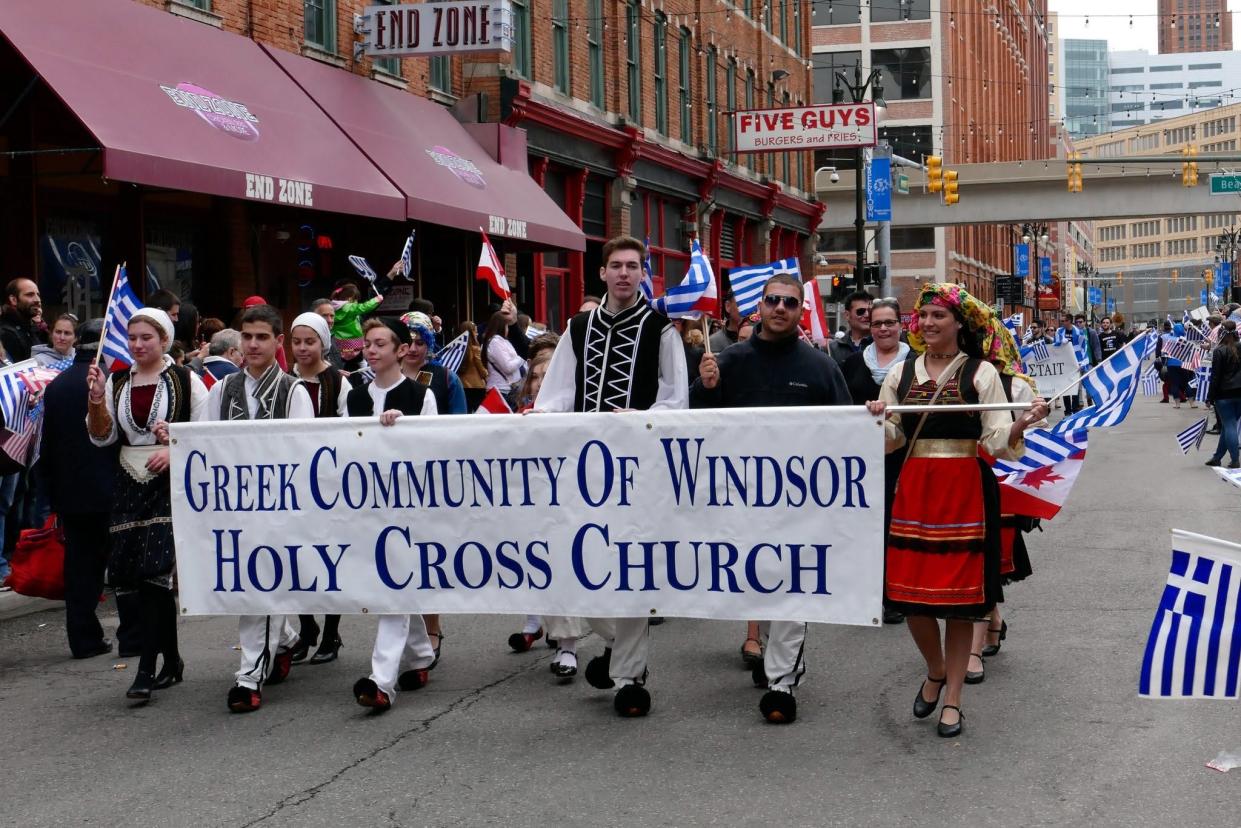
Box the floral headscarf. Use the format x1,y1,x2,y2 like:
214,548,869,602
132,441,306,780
907,283,1026,380
400,311,439,355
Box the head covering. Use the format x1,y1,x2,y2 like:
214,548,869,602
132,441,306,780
376,316,412,347
908,283,1025,379
242,295,268,308
290,311,331,352
77,318,105,350
129,307,175,349
400,311,439,353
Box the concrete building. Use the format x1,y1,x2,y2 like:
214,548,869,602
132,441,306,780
1158,0,1232,54
812,0,1053,314
1062,38,1109,138
1072,102,1241,321
1106,48,1239,131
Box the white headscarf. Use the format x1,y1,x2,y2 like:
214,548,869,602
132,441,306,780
291,311,332,352
129,308,175,351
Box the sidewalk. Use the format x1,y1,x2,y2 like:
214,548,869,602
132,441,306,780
0,589,60,622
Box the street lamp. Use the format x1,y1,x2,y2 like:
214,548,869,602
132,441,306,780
833,61,885,292
1076,261,1097,323
1020,223,1050,320
1215,226,1240,303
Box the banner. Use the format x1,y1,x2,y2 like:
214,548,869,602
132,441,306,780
169,408,885,625
865,156,891,222
1021,342,1080,398
1015,245,1030,277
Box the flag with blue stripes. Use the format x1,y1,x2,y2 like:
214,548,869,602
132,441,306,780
101,265,142,370
1162,338,1195,365
727,258,801,316
1176,417,1208,454
434,331,469,375
992,427,1088,476
1140,530,1241,699
639,237,656,303
1020,340,1051,365
1052,326,1089,368
651,240,716,319
1051,332,1157,435
348,255,378,283
1140,364,1161,397
1184,322,1206,344
1195,363,1212,403
400,231,415,279
0,368,29,433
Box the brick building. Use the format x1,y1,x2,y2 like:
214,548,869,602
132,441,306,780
0,0,822,334
1158,0,1232,54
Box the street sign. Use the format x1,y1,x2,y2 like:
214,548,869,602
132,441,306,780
1210,173,1241,196
896,173,909,195
865,157,892,222
1107,297,1115,313
1201,288,1209,306
1088,286,1103,305
1014,246,1030,277
995,275,1023,304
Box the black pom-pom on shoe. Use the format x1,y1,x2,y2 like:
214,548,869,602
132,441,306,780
585,648,615,689
759,690,797,724
613,684,651,717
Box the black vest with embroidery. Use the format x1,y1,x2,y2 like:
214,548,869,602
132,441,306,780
567,300,669,412
896,357,984,441
111,365,193,447
346,377,428,416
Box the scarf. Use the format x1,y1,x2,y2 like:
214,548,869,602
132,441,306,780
862,341,910,384
221,361,298,421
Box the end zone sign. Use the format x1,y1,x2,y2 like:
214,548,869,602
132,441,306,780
732,103,877,153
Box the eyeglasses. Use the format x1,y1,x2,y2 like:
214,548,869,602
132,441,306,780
870,319,899,328
762,294,802,310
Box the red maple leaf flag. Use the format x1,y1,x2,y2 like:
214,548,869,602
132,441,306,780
800,279,830,345
476,230,511,300
996,450,1084,520
475,387,513,415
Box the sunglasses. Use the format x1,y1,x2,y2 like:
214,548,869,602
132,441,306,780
853,307,870,316
762,294,802,310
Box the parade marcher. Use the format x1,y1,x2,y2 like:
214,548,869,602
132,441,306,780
1205,321,1241,469
708,289,741,353
43,319,139,659
482,302,524,399
455,321,488,412
401,311,467,415
0,278,45,362
691,273,851,724
200,329,243,385
1161,322,1191,408
287,311,350,664
31,313,76,369
348,318,438,713
533,235,689,718
865,284,1048,738
205,305,314,713
86,308,209,702
1059,318,1084,414
827,291,873,365
1074,315,1101,368
1097,317,1125,362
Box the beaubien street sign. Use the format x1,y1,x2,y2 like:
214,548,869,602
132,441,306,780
1209,173,1241,196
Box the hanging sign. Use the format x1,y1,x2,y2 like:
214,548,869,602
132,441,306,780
362,1,513,58
732,103,877,153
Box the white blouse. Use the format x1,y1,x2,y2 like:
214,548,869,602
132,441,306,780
88,357,209,447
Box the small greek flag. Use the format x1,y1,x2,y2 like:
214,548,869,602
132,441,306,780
1175,418,1208,454
651,240,717,319
101,265,143,370
1140,364,1161,397
1021,340,1051,364
434,331,469,375
640,237,656,303
726,258,802,316
1185,322,1206,344
0,369,29,432
400,231,415,279
1214,466,1241,491
1161,337,1195,365
1140,531,1241,699
1195,364,1212,403
348,255,379,283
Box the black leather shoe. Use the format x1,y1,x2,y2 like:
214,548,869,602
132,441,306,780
73,640,113,659
937,705,964,738
309,636,342,665
980,621,1007,657
965,653,986,684
153,657,184,690
913,676,946,719
126,670,155,702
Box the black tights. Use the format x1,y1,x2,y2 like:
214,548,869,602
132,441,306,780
136,583,179,675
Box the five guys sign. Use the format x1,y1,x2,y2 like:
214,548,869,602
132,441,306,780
362,1,513,58
732,102,877,153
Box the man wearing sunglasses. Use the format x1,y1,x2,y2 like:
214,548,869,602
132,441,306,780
827,290,874,365
690,273,850,724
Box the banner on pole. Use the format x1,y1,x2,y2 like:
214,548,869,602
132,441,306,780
1020,342,1080,398
170,409,885,625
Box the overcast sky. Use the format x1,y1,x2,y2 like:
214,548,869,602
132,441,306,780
1048,0,1234,53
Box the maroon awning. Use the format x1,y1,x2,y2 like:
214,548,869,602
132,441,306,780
0,0,406,220
264,47,586,252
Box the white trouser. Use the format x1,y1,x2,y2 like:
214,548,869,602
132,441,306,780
542,615,592,640
588,617,649,687
760,620,807,694
369,615,435,699
235,615,298,690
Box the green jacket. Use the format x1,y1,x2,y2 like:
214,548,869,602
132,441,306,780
331,296,382,340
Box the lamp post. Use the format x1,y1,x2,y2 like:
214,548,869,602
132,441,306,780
1021,222,1050,320
1215,225,1240,304
833,61,885,292
1076,261,1097,323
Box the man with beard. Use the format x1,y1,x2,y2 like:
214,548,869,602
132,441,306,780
0,278,45,361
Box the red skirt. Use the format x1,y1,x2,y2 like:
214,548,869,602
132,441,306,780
886,456,1001,618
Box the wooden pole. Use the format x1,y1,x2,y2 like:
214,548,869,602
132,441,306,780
94,263,122,369
701,315,712,355
884,402,1034,415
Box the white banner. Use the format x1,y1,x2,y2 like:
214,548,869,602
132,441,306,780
732,103,877,154
169,408,885,626
1022,342,1079,398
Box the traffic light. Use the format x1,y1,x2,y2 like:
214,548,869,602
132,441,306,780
1067,152,1084,193
828,274,846,302
1182,146,1200,186
943,169,960,205
926,155,943,193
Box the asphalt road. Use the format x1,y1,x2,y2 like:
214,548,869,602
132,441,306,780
1,395,1240,827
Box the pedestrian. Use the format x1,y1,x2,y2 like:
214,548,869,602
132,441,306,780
1059,317,1083,414
401,311,467,415
691,273,852,724
31,313,76,369
0,278,45,362
1097,316,1125,361
455,320,487,412
86,308,209,703
1074,314,1101,367
1161,322,1191,408
865,283,1048,738
206,305,315,714
533,234,689,718
328,284,383,370
708,289,742,352
827,291,873,364
347,318,438,714
41,318,140,659
481,302,524,398
1205,321,1241,469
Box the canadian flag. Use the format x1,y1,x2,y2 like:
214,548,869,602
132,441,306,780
476,230,510,300
800,278,830,345
475,387,513,414
995,450,1085,520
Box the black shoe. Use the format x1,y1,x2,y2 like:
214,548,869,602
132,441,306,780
913,676,946,719
584,648,614,689
882,608,905,625
227,684,261,713
545,635,558,649
740,638,763,669
118,645,142,658
549,650,578,680
937,705,964,738
73,640,113,660
508,628,543,653
965,653,985,685
291,619,320,663
126,670,155,702
614,684,651,717
980,621,1007,657
759,690,797,724
1206,457,1224,467
1207,428,1222,435
429,632,444,670
1160,399,1170,404
152,657,184,690
309,636,342,665
353,677,391,713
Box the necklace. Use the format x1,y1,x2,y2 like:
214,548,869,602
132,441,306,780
926,351,960,359
123,373,165,435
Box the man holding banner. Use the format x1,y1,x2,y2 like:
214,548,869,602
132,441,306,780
692,273,851,724
533,235,688,718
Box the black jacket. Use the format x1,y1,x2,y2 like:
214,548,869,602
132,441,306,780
690,331,852,409
840,348,916,405
39,351,118,514
0,310,43,363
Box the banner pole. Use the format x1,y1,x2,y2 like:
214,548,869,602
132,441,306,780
884,402,1033,415
701,315,712,355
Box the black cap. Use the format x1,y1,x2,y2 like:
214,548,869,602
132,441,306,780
77,318,106,348
377,316,412,347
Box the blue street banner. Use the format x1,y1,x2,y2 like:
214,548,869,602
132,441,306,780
1222,261,1233,287
1201,288,1209,307
1088,286,1103,305
865,156,892,222
1039,257,1052,286
170,409,885,625
1015,245,1031,277
1107,297,1116,313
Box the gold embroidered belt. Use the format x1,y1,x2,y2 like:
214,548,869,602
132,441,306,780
908,439,979,459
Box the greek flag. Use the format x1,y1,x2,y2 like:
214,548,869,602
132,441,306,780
1051,332,1157,435
0,367,30,432
1214,466,1241,491
1140,531,1241,699
651,240,717,319
727,258,802,315
348,255,379,283
1053,326,1089,368
1020,340,1050,364
1185,322,1206,344
400,231,415,279
640,237,656,303
101,265,142,370
993,427,1088,476
1140,364,1161,397
1175,418,1208,454
1002,313,1024,334
434,331,469,375
1195,364,1212,403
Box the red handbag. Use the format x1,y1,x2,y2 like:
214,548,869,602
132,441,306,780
8,515,66,601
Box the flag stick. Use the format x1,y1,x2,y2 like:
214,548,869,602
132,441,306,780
885,402,1034,415
701,315,712,355
94,263,123,369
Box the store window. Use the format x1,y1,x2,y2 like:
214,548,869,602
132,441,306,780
872,48,931,100
304,0,336,52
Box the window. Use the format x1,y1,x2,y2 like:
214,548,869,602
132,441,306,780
1150,65,1183,72
371,0,399,75
890,227,935,250
744,69,755,169
1190,80,1223,89
552,0,570,94
767,82,776,174
627,2,641,121
743,0,752,16
588,0,604,108
679,28,692,144
779,0,788,42
706,47,718,154
653,14,668,134
764,1,772,31
812,0,860,25
1149,83,1183,90
1189,63,1223,70
725,58,737,155
429,56,450,92
1152,100,1183,111
1110,67,1144,75
812,51,860,104
791,1,801,54
781,92,791,183
871,0,930,22
304,0,335,51
635,194,690,291
583,176,608,238
180,0,210,8
877,125,933,163
512,0,531,78
872,48,931,100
